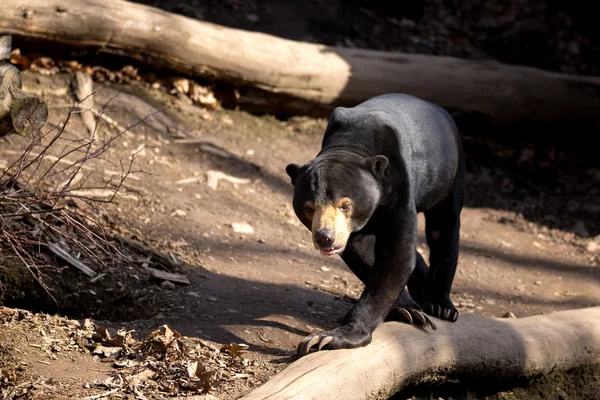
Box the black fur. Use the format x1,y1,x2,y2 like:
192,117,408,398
287,93,465,354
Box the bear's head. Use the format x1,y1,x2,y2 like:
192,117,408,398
286,152,388,255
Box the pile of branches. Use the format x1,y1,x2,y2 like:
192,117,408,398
0,86,144,304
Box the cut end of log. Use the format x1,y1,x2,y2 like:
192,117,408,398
10,95,49,136
1,61,49,137
0,35,11,61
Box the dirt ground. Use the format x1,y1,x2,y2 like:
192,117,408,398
2,0,600,399
1,69,599,399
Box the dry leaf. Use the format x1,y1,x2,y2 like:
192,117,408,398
183,360,216,393
128,368,155,386
173,78,190,94
10,49,31,70
220,343,249,358
92,345,122,358
143,325,184,357
30,56,59,75
92,326,112,343
114,359,142,368
189,83,219,109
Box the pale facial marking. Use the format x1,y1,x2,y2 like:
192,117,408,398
307,198,353,255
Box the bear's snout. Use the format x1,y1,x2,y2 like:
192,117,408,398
314,229,335,248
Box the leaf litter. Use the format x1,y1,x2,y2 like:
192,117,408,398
0,306,272,399
81,322,266,397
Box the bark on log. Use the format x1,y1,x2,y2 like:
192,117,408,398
240,307,600,400
1,0,600,125
0,35,48,138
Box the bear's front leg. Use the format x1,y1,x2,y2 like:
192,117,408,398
297,212,417,356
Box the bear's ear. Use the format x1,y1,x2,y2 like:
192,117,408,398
366,155,389,176
285,163,302,185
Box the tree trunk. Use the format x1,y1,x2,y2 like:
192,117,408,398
240,307,600,400
1,0,600,124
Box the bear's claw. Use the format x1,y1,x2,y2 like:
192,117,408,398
425,303,458,322
397,307,436,330
297,334,334,356
296,325,372,356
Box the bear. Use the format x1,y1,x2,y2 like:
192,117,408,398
286,93,465,356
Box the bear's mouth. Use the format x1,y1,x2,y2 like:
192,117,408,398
319,246,345,256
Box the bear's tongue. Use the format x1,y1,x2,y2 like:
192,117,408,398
319,246,344,256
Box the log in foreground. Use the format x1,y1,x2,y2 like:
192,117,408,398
241,307,600,400
0,35,48,138
2,0,600,125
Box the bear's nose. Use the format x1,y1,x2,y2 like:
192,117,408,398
315,229,335,248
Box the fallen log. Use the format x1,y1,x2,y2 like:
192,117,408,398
0,35,48,138
2,0,600,125
240,307,600,400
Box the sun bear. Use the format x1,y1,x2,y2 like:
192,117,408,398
286,94,465,356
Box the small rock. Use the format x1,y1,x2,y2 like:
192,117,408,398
232,222,254,234
497,239,513,248
502,312,517,319
161,281,176,290
207,296,218,302
587,241,598,254
320,266,331,272
172,209,187,217
534,280,542,286
187,291,201,298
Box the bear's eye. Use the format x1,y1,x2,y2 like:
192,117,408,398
340,201,352,212
304,204,315,215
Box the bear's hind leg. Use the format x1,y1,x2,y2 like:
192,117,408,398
423,180,464,322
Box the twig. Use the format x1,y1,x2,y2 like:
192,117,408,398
47,242,97,278
142,265,189,285
1,150,92,170
90,108,128,133
113,234,181,272
257,332,272,343
0,207,65,218
84,387,122,399
2,231,59,310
